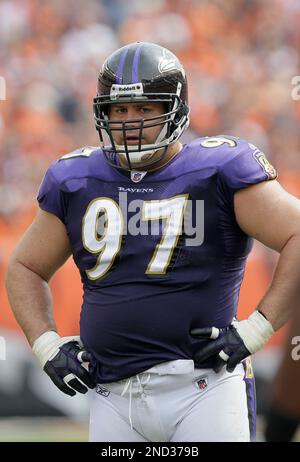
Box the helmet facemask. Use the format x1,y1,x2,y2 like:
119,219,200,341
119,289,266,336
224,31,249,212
93,82,189,171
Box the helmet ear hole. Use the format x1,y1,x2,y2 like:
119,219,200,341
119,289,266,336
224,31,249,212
174,105,188,124
102,105,109,117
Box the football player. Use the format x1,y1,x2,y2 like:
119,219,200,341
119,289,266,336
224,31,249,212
6,42,300,442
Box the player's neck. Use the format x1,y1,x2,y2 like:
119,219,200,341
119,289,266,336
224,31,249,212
130,141,183,173
117,141,183,172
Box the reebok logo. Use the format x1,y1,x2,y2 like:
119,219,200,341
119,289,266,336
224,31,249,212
96,385,110,397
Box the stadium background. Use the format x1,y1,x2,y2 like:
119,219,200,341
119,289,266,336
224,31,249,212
0,0,299,441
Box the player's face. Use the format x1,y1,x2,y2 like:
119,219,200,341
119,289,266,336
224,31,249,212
108,102,166,148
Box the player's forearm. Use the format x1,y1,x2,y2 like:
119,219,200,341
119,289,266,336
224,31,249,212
6,260,57,346
257,234,300,331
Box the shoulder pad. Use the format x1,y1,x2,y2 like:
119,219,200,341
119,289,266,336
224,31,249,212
59,146,98,161
199,135,239,149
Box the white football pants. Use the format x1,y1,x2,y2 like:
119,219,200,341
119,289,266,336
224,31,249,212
89,359,256,442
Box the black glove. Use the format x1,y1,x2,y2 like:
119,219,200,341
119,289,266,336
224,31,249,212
32,332,95,396
191,324,251,373
191,311,274,373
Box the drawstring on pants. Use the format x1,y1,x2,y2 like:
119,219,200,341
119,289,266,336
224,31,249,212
121,373,151,429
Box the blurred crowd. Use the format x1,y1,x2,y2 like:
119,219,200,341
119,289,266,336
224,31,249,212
0,0,299,219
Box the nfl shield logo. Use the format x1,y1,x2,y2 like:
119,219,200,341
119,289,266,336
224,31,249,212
195,377,208,391
131,170,147,183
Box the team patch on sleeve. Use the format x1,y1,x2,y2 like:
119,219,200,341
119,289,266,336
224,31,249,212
253,151,277,180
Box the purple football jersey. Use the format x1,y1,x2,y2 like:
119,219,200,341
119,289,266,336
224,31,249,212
37,136,276,382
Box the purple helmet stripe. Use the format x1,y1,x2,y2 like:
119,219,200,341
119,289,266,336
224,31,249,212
131,43,143,84
116,48,129,84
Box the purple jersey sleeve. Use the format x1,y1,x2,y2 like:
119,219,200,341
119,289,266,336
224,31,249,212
37,165,67,224
221,142,277,191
